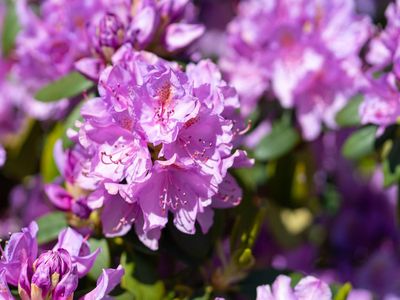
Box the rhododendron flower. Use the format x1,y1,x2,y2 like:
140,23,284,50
360,74,400,128
15,0,112,88
360,0,400,128
256,275,332,300
367,0,400,72
221,0,371,140
72,45,252,250
44,141,100,219
0,222,124,300
17,0,204,83
0,145,5,167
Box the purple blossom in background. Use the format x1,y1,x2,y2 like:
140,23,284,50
0,222,123,300
15,0,107,89
68,45,252,250
0,145,5,167
360,74,400,128
256,275,332,300
0,4,69,129
221,0,371,140
0,176,53,239
16,0,204,85
360,0,400,128
77,0,205,79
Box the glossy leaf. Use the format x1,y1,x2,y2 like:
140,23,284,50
35,72,94,102
88,238,111,281
342,126,377,160
254,119,300,161
120,253,165,300
335,95,363,127
2,0,20,57
36,212,68,244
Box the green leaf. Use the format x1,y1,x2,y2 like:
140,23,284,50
254,119,300,161
335,95,363,127
41,124,63,183
120,253,165,300
35,72,94,102
342,126,377,160
88,238,110,281
334,283,352,300
114,293,134,300
382,139,400,187
36,212,67,244
289,273,303,287
2,0,20,57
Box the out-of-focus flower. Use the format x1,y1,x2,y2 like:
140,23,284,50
0,145,5,167
360,74,400,128
353,243,400,298
360,0,400,128
367,0,400,71
221,0,371,140
68,45,252,250
0,222,123,299
15,0,108,89
16,0,204,84
0,176,54,238
77,0,205,79
347,289,374,300
256,275,332,300
10,176,54,225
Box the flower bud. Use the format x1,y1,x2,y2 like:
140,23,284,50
28,249,78,300
93,13,125,61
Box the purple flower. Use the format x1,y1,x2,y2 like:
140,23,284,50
359,74,400,127
0,60,27,139
0,222,123,300
75,0,205,80
15,0,108,89
347,289,374,300
45,143,96,219
0,270,13,300
367,1,400,71
0,145,5,167
220,0,371,140
71,46,252,249
81,265,124,300
0,222,38,287
359,1,400,128
256,275,332,300
0,176,55,238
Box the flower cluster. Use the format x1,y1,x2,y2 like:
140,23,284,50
360,0,400,128
0,222,123,300
256,275,332,300
66,45,252,250
3,0,400,298
16,0,204,86
221,0,371,140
